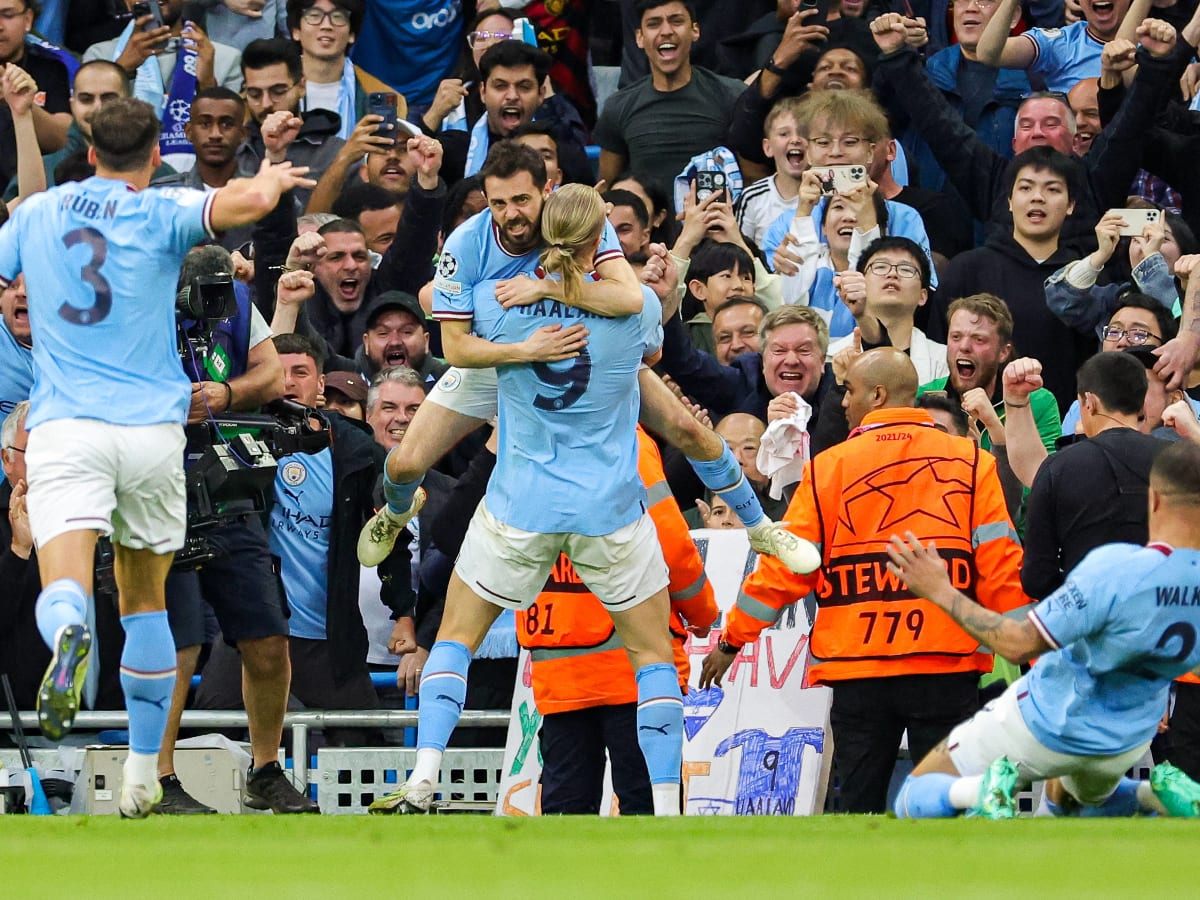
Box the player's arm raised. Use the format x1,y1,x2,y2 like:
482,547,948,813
209,158,317,232
886,532,1050,665
495,253,644,316
439,318,589,368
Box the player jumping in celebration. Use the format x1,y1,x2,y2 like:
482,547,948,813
370,184,688,816
0,98,314,818
886,440,1200,819
356,141,818,577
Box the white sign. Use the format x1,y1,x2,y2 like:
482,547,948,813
496,529,833,816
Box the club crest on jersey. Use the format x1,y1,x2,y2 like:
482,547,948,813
436,369,463,393
281,460,308,486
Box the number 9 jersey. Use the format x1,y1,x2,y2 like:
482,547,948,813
0,179,215,431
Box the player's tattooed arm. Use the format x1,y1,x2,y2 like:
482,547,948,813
886,532,1050,664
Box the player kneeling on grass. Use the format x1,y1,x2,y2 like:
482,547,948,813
886,440,1200,819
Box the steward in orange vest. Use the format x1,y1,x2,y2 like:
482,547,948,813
701,349,1031,812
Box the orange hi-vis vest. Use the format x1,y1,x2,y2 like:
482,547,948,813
725,407,1031,686
517,427,718,715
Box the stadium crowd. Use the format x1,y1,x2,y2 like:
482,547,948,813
1,0,1200,818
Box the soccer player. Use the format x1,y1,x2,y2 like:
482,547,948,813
0,97,314,818
357,141,818,576
369,184,684,816
886,440,1200,819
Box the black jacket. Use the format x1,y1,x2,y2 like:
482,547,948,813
1022,428,1167,599
872,42,1187,256
657,314,836,424
283,414,414,686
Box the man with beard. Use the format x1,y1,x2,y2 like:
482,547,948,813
237,37,344,208
918,293,1060,453
356,291,445,390
439,39,593,187
604,189,653,272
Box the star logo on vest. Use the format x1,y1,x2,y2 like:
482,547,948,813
838,455,973,536
281,460,308,486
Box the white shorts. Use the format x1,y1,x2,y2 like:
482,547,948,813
947,681,1151,805
26,419,187,553
454,502,670,612
426,366,498,421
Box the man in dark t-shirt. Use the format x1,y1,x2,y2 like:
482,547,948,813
0,1,72,184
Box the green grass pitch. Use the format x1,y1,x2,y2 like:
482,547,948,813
2,815,1198,897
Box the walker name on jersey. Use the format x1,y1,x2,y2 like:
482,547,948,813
1157,585,1200,607
58,194,118,221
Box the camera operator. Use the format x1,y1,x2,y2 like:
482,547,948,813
194,331,417,748
158,245,318,815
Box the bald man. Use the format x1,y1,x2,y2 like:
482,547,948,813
714,413,788,519
701,348,1029,813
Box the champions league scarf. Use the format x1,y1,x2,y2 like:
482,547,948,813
112,21,198,171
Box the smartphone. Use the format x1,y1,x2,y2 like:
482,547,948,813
132,0,163,30
798,0,833,30
695,169,727,202
818,164,867,196
1112,208,1160,237
367,92,399,140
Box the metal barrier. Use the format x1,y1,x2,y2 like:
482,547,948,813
10,710,511,792
317,748,506,815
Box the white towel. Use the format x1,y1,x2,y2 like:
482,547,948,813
756,393,812,499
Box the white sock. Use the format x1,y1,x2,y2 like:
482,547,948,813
124,750,159,789
652,783,681,817
948,775,984,809
1137,781,1168,815
410,747,442,786
1034,790,1057,816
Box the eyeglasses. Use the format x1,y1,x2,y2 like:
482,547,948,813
865,260,921,279
1020,90,1070,104
1101,326,1160,345
3,446,23,454
467,30,512,48
807,134,869,151
244,84,296,101
952,0,998,7
0,6,31,19
300,8,351,27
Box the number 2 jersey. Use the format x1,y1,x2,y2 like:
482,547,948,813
0,177,214,430
1023,542,1200,756
726,406,1030,685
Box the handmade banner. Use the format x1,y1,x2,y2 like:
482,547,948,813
496,528,833,816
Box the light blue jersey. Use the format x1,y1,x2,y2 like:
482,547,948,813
270,449,334,640
1022,542,1200,756
432,208,623,322
474,273,662,536
0,317,33,417
1025,22,1104,93
761,197,939,289
0,177,213,431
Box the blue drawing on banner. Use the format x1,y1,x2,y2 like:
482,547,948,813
699,727,825,815
683,686,724,739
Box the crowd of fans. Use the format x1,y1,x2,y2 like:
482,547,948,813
3,0,1200,813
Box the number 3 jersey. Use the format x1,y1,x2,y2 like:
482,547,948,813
1023,542,1200,755
726,406,1030,685
0,177,214,430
